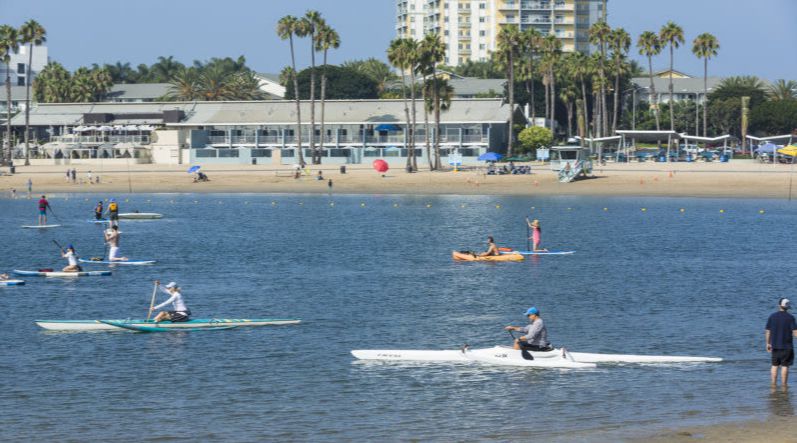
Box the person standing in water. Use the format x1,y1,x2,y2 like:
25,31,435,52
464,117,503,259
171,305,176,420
61,244,82,272
526,218,548,252
766,298,797,386
37,195,52,225
150,281,191,323
104,225,128,261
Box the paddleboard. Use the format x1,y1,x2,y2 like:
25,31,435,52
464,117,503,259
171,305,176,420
21,225,61,229
502,250,575,256
0,279,25,286
79,259,156,265
118,213,163,220
87,219,110,224
13,269,112,277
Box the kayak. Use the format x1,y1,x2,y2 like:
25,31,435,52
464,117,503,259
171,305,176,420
13,269,112,277
452,251,524,262
118,213,163,220
79,258,157,266
501,250,575,256
352,346,594,369
98,320,237,333
21,224,61,229
351,345,723,366
35,318,302,332
0,279,25,286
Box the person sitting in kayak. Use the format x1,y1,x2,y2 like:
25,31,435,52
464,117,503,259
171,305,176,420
526,218,548,252
505,307,552,352
61,244,82,272
38,195,51,225
150,280,191,323
105,199,119,227
103,225,128,261
94,201,104,220
478,236,501,257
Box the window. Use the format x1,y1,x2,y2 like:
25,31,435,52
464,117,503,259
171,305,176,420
480,2,486,8
479,17,485,22
479,30,486,36
17,77,25,86
17,63,25,74
444,30,449,36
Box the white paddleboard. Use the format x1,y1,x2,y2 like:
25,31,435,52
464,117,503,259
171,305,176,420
79,259,156,266
22,225,61,229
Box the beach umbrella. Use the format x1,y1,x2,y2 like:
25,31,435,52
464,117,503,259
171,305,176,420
372,159,389,173
478,152,503,162
187,165,201,174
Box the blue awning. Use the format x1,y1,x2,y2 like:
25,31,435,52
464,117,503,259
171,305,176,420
376,124,401,132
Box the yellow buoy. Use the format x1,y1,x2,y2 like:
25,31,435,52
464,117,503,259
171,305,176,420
603,208,608,211
330,202,335,207
641,208,647,212
719,209,725,213
759,209,765,214
393,203,399,208
496,204,501,209
679,208,685,213
360,203,365,207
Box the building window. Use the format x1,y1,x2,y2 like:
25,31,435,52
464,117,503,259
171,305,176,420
17,77,25,86
480,30,486,36
480,2,486,8
479,17,485,22
444,30,449,36
17,63,25,74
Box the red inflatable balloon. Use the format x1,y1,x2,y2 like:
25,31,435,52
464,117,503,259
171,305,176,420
372,159,389,173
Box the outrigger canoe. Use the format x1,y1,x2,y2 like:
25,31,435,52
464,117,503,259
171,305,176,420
13,269,112,277
0,279,25,286
118,213,163,220
352,345,722,368
35,318,302,332
79,258,156,266
452,251,524,262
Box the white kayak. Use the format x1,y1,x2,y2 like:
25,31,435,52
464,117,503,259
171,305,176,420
13,269,112,277
0,279,25,286
352,345,723,366
22,224,61,229
79,258,156,266
35,318,302,332
118,213,163,220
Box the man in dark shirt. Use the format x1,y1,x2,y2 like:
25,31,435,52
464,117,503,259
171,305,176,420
765,298,797,386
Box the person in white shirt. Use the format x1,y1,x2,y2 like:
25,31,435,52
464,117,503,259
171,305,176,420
103,225,128,261
61,244,82,272
150,281,191,323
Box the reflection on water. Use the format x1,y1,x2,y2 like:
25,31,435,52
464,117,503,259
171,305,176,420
769,386,794,417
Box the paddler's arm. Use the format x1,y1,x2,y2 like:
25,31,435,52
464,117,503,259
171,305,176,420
765,330,771,352
153,292,177,311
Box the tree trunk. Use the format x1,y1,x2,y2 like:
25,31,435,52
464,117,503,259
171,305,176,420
400,72,411,171
543,75,550,129
507,51,515,157
549,67,556,134
576,99,585,145
580,76,589,138
5,63,12,165
24,43,33,165
668,45,675,131
422,74,432,170
320,50,328,165
409,71,418,171
612,59,621,134
566,101,573,139
703,58,708,137
647,55,661,131
592,91,599,141
290,37,304,167
309,36,317,164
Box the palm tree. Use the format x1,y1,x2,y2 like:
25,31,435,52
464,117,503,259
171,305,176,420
277,15,305,166
496,25,521,157
692,33,719,137
660,21,684,131
588,21,611,137
520,29,541,123
151,56,184,83
19,19,46,165
637,31,662,131
166,67,200,100
608,28,630,134
767,79,797,101
565,51,592,141
419,33,446,169
559,85,577,139
316,24,340,164
0,25,20,164
90,67,113,101
387,38,418,172
32,62,71,103
540,35,561,132
301,10,325,164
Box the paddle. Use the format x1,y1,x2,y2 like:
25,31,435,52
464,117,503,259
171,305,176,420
146,282,158,322
47,204,62,223
525,218,531,252
52,239,64,253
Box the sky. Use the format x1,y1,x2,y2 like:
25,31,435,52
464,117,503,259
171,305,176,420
1,0,795,81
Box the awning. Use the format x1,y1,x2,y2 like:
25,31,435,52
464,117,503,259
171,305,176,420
375,124,401,132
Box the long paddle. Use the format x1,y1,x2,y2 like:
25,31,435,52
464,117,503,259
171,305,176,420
52,239,64,253
146,282,158,322
525,218,531,252
47,204,62,223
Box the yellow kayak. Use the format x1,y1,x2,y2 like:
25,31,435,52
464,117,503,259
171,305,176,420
452,251,524,262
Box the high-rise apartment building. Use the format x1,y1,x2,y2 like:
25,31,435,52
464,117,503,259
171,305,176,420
396,0,604,66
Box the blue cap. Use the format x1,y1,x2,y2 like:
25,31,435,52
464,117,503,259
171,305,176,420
525,307,539,316
67,244,74,250
110,198,115,202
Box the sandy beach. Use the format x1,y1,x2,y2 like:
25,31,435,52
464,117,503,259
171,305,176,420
637,415,797,443
2,161,797,199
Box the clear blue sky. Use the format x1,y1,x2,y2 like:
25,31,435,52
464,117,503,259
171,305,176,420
2,0,795,81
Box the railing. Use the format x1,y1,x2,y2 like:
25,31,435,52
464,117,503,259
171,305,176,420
52,135,150,145
201,131,488,147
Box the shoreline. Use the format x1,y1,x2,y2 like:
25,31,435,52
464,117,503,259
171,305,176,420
2,162,797,199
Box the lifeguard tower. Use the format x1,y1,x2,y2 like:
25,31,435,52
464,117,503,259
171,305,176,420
549,146,593,182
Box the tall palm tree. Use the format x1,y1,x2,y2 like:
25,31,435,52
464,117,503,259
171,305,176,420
496,25,521,157
637,31,662,131
387,38,414,172
520,29,541,123
419,33,446,169
316,24,339,164
660,21,684,131
90,67,113,101
277,15,305,166
166,67,200,100
405,39,420,171
767,79,797,101
608,27,630,134
692,32,719,137
588,20,611,137
151,55,184,83
566,51,592,141
0,25,20,164
33,62,71,103
301,10,325,164
19,19,46,165
540,35,561,132
559,85,577,139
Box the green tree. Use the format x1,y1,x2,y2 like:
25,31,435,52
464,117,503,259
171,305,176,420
165,67,199,100
519,29,542,122
637,31,662,131
19,19,46,165
767,79,797,101
565,51,592,141
32,62,71,103
709,76,767,107
341,58,396,95
277,15,305,166
692,33,719,136
300,10,325,164
496,25,522,157
608,27,630,134
659,21,685,131
418,33,446,169
588,20,611,136
150,56,184,83
518,126,553,155
387,38,420,171
316,24,340,164
750,100,797,136
0,24,20,164
286,66,379,100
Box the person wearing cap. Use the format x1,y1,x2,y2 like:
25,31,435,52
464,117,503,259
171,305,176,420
105,198,119,227
61,244,82,272
526,218,548,252
766,298,797,386
103,225,128,262
505,307,552,352
150,280,191,323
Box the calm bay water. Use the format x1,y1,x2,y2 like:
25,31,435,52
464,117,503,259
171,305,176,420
0,192,794,441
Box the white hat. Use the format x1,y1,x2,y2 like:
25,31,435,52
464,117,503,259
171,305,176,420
165,282,178,289
780,298,791,309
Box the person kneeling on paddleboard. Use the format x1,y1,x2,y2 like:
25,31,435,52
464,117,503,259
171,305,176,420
478,236,501,257
150,281,191,323
61,245,82,272
103,225,128,261
505,307,552,352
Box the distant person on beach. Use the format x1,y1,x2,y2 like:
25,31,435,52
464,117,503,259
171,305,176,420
478,236,501,257
26,178,32,195
505,307,552,352
104,225,127,261
766,298,797,386
94,201,104,220
317,171,324,181
65,170,70,182
61,244,82,272
37,195,51,225
328,179,333,190
87,171,93,184
527,218,548,252
70,168,76,183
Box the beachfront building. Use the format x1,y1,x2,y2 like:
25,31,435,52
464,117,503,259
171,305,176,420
629,72,723,106
396,0,604,65
9,98,520,166
0,44,48,87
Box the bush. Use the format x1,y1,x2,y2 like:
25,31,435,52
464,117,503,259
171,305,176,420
286,65,380,100
517,126,553,155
